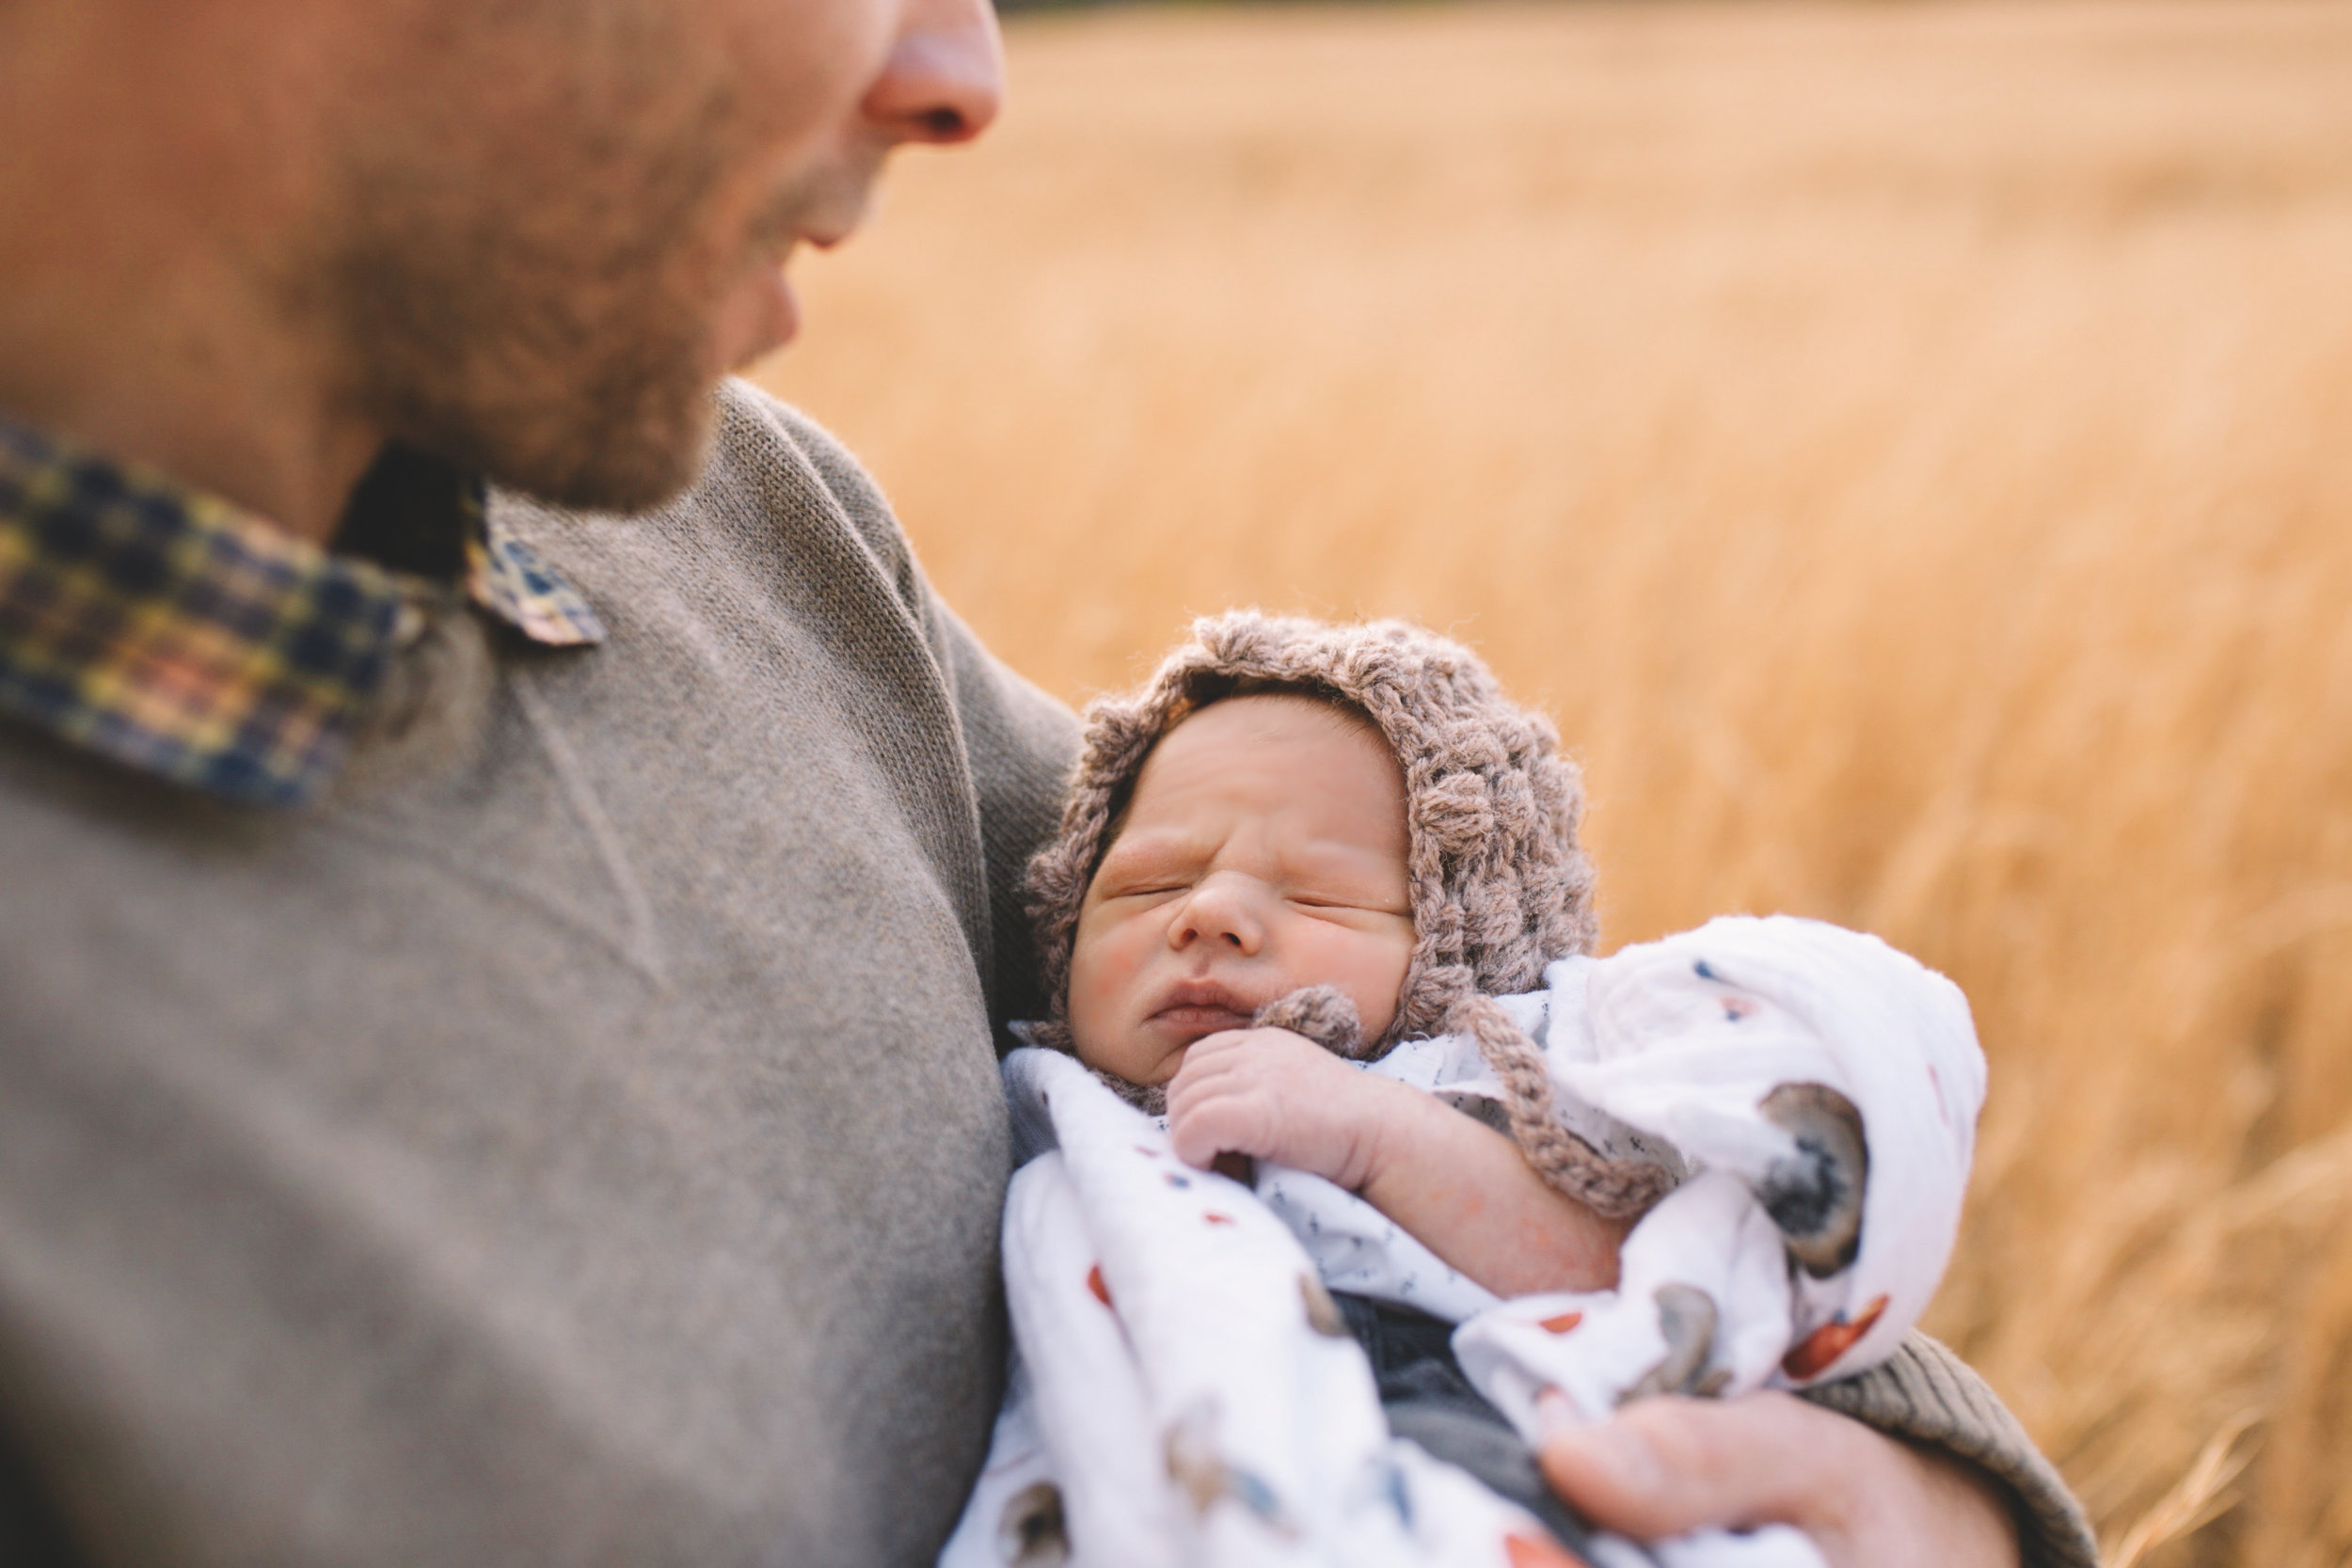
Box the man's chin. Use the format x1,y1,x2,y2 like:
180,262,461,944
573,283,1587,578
524,426,716,516
452,386,723,517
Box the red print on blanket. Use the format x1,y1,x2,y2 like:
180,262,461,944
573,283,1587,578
1504,1530,1591,1568
1781,1293,1889,1379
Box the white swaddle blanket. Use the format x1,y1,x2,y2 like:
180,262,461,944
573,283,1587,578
940,915,1985,1568
943,1046,1561,1568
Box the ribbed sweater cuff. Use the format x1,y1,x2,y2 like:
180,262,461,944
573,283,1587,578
1800,1332,2100,1568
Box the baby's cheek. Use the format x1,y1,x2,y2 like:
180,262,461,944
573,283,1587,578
1322,931,1414,1042
1065,923,1148,1065
1064,949,1114,1044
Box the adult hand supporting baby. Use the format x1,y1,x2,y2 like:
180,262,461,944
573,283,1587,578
1537,1390,2022,1568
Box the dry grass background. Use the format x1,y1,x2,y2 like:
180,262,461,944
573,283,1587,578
755,1,2352,1560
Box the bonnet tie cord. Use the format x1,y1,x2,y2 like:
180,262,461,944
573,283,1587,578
1451,990,1677,1221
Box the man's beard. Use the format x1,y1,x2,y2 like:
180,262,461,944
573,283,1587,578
312,117,739,516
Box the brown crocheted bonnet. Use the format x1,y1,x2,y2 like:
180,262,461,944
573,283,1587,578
1023,611,1675,1219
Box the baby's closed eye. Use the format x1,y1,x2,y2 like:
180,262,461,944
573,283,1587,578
1090,854,1201,901
1104,880,1191,900
1283,882,1411,919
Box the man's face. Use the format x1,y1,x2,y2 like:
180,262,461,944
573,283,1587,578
1065,694,1419,1089
308,0,1001,512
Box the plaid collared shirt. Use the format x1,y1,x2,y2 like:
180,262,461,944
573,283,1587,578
0,417,604,807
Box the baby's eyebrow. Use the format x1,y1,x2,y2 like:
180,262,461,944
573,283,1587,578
1094,828,1216,873
1279,839,1410,897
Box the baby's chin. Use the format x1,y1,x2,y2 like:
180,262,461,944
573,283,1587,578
1069,1036,1155,1085
1073,1033,1200,1094
1068,1043,1172,1116
1073,1019,1218,1087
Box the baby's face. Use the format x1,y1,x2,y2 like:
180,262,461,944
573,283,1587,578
1066,693,1416,1087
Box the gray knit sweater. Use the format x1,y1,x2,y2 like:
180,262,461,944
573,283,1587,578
0,381,2093,1568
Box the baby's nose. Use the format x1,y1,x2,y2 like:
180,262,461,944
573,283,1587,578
1172,872,1267,954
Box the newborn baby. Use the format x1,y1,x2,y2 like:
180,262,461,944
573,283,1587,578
946,613,1983,1568
1068,687,1639,1307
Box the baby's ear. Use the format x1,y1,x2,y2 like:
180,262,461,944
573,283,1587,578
1252,986,1364,1057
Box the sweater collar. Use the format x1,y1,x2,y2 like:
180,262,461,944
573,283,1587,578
0,416,604,807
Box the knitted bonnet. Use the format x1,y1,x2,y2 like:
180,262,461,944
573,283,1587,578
1023,611,1676,1219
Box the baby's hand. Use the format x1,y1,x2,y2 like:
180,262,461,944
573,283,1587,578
1165,1026,1404,1192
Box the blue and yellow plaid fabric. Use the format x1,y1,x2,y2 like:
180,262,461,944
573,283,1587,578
0,417,604,806
467,524,609,648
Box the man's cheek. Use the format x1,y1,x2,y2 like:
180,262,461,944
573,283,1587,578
719,0,896,136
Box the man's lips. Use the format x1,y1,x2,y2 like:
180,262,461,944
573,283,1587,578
735,217,852,366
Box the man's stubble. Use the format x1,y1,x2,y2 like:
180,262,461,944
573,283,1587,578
313,99,736,515
299,0,855,517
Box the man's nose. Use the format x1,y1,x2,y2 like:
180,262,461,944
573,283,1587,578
1170,874,1265,957
862,0,1005,146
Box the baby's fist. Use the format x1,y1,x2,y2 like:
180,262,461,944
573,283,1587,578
1165,1026,1387,1190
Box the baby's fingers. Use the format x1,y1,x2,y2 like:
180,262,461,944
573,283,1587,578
1168,1085,1273,1169
1168,1027,1251,1085
1163,1031,1264,1115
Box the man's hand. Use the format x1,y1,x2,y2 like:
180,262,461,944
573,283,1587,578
1165,1026,1394,1190
1538,1391,2022,1568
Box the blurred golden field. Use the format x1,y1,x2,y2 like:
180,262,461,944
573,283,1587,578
756,0,2352,1560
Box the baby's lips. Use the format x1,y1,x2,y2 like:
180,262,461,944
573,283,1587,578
1151,1003,1257,1038
1152,974,1264,1024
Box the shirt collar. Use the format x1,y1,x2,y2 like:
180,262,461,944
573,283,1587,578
0,416,604,806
